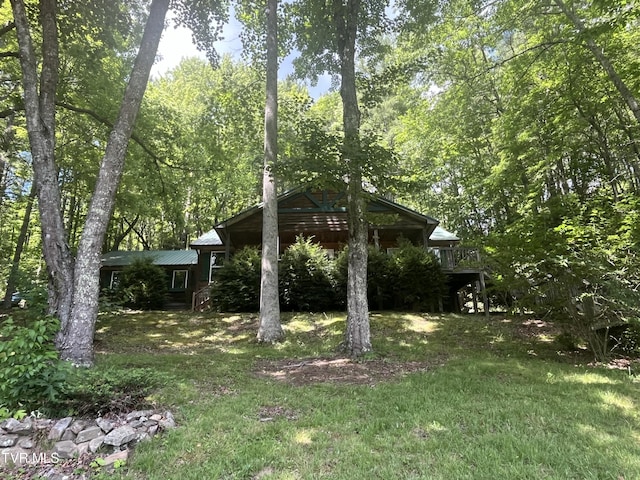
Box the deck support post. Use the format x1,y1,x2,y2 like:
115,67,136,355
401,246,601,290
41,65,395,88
472,282,479,315
479,272,489,317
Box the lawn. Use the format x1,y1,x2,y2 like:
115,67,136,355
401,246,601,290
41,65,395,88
92,310,640,480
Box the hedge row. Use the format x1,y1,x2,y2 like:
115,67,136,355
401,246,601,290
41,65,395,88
210,237,447,312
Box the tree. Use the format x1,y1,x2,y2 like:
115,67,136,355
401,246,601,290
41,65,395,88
10,0,226,365
257,0,284,343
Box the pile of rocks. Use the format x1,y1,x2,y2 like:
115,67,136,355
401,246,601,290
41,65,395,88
0,410,176,472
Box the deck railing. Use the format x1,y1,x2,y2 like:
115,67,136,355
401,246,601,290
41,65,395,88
192,286,212,311
432,247,481,272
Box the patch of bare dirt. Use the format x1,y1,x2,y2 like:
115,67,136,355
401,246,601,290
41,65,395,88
254,356,444,386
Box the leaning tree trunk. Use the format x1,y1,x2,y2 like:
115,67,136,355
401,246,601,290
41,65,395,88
334,0,371,356
58,0,170,365
257,0,284,343
553,0,640,126
10,0,75,326
2,184,36,309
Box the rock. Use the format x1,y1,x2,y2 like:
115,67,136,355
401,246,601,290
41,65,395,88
150,414,162,421
148,425,159,437
48,417,73,441
137,431,150,442
143,420,158,428
0,434,19,447
103,425,137,447
159,417,176,430
0,447,31,466
75,426,103,444
61,429,76,441
17,437,35,449
125,410,154,422
69,419,88,434
102,449,128,467
96,417,115,433
53,440,78,459
4,417,33,434
89,436,105,453
128,420,143,429
76,441,90,456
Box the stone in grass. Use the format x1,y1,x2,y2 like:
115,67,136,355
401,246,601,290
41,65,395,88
48,417,73,441
159,412,176,430
61,429,76,441
125,410,154,422
102,449,129,468
89,436,105,453
0,434,19,447
17,437,35,449
69,419,88,435
4,417,33,435
96,417,115,433
103,426,137,447
75,426,103,444
53,440,78,459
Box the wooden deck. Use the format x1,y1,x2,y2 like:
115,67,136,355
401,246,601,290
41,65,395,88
434,247,482,273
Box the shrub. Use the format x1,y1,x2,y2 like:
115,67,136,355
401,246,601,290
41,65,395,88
118,258,168,310
0,317,70,415
388,239,447,311
280,236,337,311
211,246,261,312
63,367,171,416
335,246,395,310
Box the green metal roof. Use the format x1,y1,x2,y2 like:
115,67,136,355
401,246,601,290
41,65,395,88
190,228,223,247
101,250,197,267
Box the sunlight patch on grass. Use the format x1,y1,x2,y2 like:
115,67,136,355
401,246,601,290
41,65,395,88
560,372,622,385
597,391,636,414
294,428,316,445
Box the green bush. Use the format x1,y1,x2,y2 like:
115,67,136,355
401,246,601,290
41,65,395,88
280,236,337,311
118,258,168,310
211,246,261,312
389,240,447,311
0,317,70,415
63,367,171,416
335,246,395,310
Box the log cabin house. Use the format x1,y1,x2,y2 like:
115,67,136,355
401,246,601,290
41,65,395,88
189,188,489,313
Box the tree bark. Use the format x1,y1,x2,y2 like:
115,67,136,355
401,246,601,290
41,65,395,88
2,183,35,309
334,0,371,356
10,0,75,326
553,0,640,126
58,0,170,365
258,0,284,344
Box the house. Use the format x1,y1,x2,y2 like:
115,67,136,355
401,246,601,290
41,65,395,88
189,188,489,313
100,250,198,305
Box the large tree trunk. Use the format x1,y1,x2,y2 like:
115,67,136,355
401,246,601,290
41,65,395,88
334,0,371,356
2,183,35,309
554,0,640,126
58,0,170,365
258,0,284,343
10,0,75,325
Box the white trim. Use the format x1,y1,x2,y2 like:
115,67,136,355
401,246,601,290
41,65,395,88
172,269,189,289
109,271,121,289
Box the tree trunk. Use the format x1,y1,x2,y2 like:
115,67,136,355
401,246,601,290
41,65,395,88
554,0,640,126
258,0,284,343
10,0,75,326
58,0,170,365
334,0,371,356
2,183,35,309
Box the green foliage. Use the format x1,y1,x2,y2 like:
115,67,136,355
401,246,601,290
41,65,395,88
211,247,261,312
279,236,336,311
0,317,70,414
335,241,446,311
388,240,447,311
63,367,171,416
118,258,168,310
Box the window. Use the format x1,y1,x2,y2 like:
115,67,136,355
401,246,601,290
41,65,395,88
209,252,224,283
323,248,335,259
172,270,189,290
386,248,400,256
109,271,121,290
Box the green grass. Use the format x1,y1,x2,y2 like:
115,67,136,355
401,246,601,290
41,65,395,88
92,311,640,480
